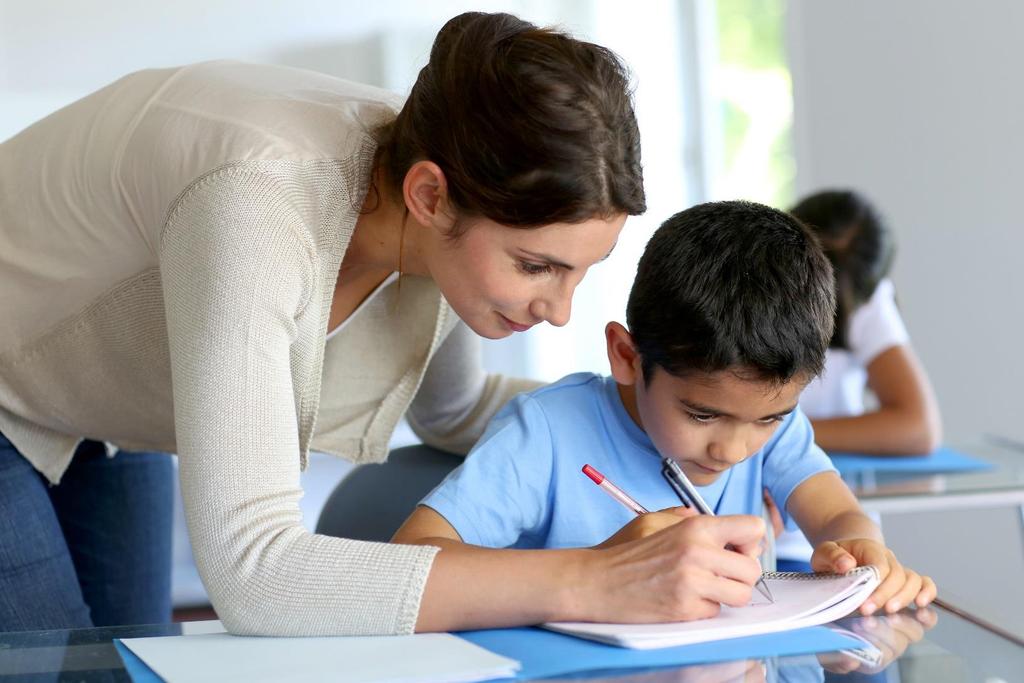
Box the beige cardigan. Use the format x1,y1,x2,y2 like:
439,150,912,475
0,61,536,635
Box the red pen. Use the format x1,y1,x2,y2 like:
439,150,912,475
582,464,649,516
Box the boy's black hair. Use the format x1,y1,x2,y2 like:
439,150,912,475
626,200,835,385
789,189,895,350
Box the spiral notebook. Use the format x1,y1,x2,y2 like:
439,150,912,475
544,566,880,649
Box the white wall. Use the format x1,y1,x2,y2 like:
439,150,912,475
786,1,1024,444
0,0,565,139
1,0,696,382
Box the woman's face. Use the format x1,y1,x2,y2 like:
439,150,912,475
425,214,627,339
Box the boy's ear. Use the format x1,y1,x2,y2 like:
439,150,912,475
606,322,641,386
403,160,456,233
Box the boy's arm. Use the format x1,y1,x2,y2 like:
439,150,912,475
787,471,882,549
393,506,464,544
787,472,936,614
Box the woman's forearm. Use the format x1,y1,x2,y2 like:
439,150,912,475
414,539,590,631
412,514,770,632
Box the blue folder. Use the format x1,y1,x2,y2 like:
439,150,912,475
114,640,163,683
829,445,992,476
116,626,859,682
457,626,858,680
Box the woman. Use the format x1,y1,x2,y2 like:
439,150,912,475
0,12,766,635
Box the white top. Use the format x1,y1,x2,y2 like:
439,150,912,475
799,279,910,419
0,61,538,636
326,272,399,341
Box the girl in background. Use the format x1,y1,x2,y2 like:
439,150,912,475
773,189,943,570
793,189,942,455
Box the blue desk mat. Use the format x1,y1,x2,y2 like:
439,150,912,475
116,626,859,682
457,626,858,680
829,446,992,476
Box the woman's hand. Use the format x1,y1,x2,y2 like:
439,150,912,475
593,506,697,549
811,538,937,614
578,514,766,624
414,512,766,631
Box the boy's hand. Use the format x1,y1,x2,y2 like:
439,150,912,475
593,506,698,549
811,538,937,615
817,608,937,674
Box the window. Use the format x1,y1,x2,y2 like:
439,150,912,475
712,0,795,207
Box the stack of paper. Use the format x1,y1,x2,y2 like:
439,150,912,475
119,631,519,683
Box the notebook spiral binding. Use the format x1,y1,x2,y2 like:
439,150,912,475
763,566,877,581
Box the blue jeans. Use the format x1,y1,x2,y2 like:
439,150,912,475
0,432,173,631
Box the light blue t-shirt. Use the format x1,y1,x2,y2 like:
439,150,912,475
422,372,835,549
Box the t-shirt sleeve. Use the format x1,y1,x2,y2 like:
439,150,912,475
761,407,837,528
848,278,911,366
419,393,554,548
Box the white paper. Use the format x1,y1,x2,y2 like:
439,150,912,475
120,631,519,683
178,620,226,636
544,567,880,649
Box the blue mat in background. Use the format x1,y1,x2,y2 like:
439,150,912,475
829,446,992,476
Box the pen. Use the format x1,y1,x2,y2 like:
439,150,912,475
582,464,649,516
661,458,775,604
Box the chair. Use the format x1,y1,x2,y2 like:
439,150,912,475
315,444,462,542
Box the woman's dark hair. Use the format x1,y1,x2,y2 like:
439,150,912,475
375,11,646,232
789,190,895,350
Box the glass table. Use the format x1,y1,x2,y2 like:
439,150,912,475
4,440,1020,681
1,606,1021,682
840,438,1024,646
844,438,1024,513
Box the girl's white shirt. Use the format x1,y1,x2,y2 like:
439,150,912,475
800,278,910,420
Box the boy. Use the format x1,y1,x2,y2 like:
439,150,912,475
394,201,936,616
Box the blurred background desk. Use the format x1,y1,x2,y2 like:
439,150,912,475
844,438,1024,645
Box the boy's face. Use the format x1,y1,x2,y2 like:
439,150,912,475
631,367,805,486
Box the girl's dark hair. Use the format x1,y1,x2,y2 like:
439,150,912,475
375,11,646,232
790,190,896,349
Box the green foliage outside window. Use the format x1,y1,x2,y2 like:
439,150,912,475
715,0,795,208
